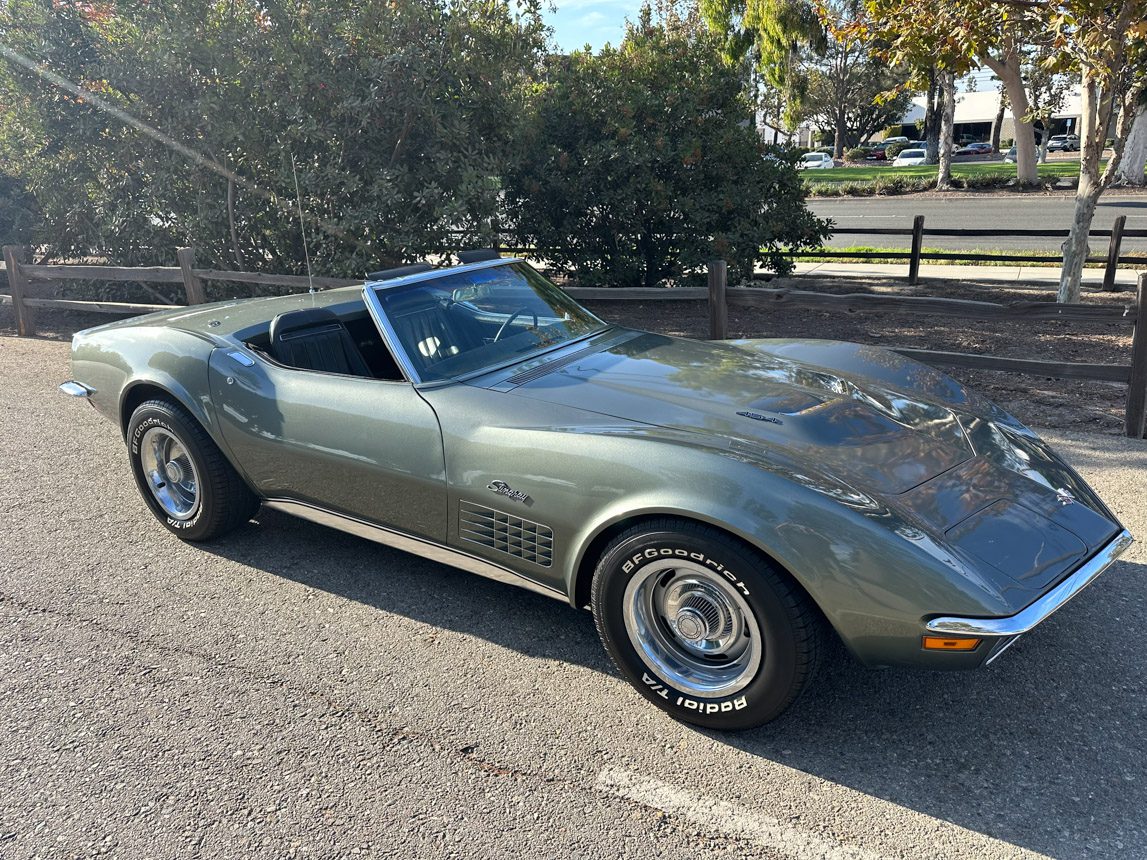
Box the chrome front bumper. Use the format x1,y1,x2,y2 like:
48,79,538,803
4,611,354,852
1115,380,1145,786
59,380,93,397
927,529,1134,638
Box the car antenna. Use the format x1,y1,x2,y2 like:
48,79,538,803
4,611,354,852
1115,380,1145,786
290,153,316,296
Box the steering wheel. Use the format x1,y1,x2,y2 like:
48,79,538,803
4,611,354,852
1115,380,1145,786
493,307,539,342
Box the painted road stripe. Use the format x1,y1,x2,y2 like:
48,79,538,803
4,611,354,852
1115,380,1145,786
595,767,887,860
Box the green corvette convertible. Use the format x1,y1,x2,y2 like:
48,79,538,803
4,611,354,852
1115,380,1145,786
61,254,1132,729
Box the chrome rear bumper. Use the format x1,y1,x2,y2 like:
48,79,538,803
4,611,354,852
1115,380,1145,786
927,529,1134,638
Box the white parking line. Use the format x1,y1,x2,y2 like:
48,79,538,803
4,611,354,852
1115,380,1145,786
595,767,887,860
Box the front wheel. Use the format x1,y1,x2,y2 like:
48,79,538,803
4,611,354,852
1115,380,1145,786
127,398,259,541
591,519,826,730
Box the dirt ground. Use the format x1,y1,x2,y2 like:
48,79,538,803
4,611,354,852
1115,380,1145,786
3,275,1139,435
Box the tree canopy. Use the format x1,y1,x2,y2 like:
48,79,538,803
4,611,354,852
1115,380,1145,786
0,0,547,275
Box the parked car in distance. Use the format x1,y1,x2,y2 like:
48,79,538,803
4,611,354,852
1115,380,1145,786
1047,134,1080,152
863,144,888,161
882,136,909,147
59,255,1134,731
955,142,994,156
798,152,835,170
891,148,928,167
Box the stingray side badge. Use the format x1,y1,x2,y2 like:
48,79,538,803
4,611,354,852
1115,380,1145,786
488,480,530,504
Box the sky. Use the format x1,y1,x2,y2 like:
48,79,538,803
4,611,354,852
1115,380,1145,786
541,0,642,52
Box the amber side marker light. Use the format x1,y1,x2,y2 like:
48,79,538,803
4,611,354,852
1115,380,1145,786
922,636,982,651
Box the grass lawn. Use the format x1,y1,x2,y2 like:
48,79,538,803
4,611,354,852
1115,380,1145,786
803,160,1085,184
794,245,1112,267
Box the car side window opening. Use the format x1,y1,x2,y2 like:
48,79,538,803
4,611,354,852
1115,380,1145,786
373,262,607,381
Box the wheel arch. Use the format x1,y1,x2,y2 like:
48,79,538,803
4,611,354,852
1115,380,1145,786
119,378,212,440
569,509,833,637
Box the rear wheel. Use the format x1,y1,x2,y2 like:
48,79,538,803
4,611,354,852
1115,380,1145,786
127,399,259,541
591,519,826,730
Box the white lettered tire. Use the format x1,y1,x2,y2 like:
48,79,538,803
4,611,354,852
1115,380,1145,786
127,399,259,541
591,519,826,730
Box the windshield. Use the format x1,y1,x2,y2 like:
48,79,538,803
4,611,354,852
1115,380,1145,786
371,262,608,382
802,154,823,162
900,150,925,158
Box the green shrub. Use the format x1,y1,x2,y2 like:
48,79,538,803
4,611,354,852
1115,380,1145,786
845,147,869,163
885,142,911,158
503,18,829,286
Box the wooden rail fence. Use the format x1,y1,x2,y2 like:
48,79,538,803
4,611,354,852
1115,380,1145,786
795,214,1147,289
3,244,1146,438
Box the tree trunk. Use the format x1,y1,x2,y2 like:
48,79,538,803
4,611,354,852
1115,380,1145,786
924,69,940,164
984,53,1039,185
990,91,1005,152
1036,123,1050,163
1059,178,1102,303
1115,101,1147,186
1059,79,1104,303
936,70,956,189
834,107,847,159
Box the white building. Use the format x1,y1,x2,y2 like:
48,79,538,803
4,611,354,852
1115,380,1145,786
896,86,1083,143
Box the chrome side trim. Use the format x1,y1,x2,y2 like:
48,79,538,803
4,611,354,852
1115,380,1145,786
263,499,567,602
226,350,255,367
59,381,93,397
927,529,1134,637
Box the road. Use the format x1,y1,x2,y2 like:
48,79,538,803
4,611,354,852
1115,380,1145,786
3,334,1147,859
810,193,1147,253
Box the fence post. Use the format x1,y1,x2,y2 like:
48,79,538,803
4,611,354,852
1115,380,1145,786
708,259,728,340
1125,273,1147,438
1102,215,1127,292
176,247,207,305
3,245,35,337
908,215,925,285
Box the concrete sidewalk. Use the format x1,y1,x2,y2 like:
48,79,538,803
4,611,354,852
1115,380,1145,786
791,260,1144,286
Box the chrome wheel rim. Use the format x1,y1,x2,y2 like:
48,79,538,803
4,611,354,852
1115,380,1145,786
139,427,200,520
622,559,762,699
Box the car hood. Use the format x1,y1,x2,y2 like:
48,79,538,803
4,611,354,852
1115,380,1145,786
500,331,973,496
493,330,1121,595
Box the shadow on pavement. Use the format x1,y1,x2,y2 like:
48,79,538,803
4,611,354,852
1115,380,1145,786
202,506,1147,859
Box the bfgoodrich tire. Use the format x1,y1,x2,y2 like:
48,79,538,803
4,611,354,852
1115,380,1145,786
127,399,259,542
591,519,825,730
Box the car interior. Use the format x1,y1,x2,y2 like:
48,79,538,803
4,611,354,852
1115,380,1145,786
244,304,405,381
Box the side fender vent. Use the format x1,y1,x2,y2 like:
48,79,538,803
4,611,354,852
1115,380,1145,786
460,501,553,567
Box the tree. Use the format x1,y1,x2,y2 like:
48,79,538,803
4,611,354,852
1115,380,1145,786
0,0,547,274
701,0,828,129
864,1,1043,185
800,12,913,156
1048,4,1147,302
502,13,829,287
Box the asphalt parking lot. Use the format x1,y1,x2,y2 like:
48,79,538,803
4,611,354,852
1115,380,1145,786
2,334,1146,860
